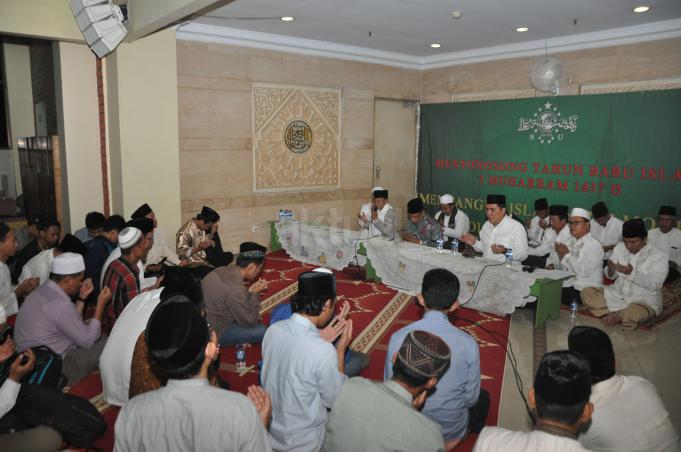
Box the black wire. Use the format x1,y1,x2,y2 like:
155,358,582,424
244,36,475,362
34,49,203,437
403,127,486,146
458,261,507,306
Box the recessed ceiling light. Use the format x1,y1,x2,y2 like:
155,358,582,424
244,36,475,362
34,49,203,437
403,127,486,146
281,16,295,22
430,43,442,49
516,27,529,32
633,6,651,13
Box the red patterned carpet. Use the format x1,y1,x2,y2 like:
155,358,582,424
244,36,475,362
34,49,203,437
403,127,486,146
67,250,510,451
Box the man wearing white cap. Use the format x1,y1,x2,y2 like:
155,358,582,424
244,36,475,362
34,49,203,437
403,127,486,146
554,208,604,306
434,194,470,249
358,186,384,232
14,253,112,384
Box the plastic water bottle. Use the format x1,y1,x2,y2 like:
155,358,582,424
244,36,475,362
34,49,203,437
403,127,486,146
570,299,578,324
451,238,459,255
436,238,444,253
278,209,283,222
236,344,247,371
505,248,513,267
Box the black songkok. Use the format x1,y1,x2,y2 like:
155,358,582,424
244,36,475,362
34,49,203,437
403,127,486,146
659,205,677,217
622,218,647,239
549,205,569,217
534,351,591,406
373,190,388,199
131,203,152,219
126,218,154,235
146,295,209,374
396,330,451,379
407,198,424,214
298,270,336,300
534,198,548,211
200,206,220,223
486,194,506,205
568,326,615,383
58,234,88,257
591,201,609,219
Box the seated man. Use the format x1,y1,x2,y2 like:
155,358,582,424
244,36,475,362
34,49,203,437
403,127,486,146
12,218,61,284
11,216,40,253
402,198,442,247
368,189,396,239
461,194,528,262
73,211,106,244
130,203,184,270
357,186,383,230
527,198,549,243
581,218,668,329
0,224,38,316
590,201,623,261
204,242,269,346
555,208,604,306
100,275,201,406
385,269,487,449
100,218,156,293
14,253,112,384
568,326,679,451
84,214,126,298
114,296,272,451
647,205,681,283
326,330,450,452
474,351,593,452
262,270,352,452
435,194,470,250
19,233,88,286
524,204,570,268
176,206,222,278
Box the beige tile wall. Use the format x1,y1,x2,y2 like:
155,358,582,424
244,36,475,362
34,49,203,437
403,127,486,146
177,37,681,251
177,41,421,251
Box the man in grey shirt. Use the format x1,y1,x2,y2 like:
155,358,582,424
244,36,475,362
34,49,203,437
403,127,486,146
325,330,450,452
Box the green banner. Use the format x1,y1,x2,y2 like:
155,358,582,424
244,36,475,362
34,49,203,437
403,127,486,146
417,89,681,233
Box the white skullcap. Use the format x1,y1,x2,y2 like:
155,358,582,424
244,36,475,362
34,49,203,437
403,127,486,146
570,208,591,220
440,194,454,204
312,267,333,274
371,186,384,194
0,306,6,325
52,252,85,275
118,227,142,249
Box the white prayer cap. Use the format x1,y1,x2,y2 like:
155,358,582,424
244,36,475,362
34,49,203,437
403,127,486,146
570,208,591,220
0,306,6,324
371,186,384,194
52,252,85,275
440,194,454,204
312,267,333,274
118,227,142,249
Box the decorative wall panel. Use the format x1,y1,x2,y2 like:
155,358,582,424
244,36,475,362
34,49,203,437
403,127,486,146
253,83,341,192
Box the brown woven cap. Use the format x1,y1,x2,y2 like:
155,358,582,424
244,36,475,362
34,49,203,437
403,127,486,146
396,330,451,378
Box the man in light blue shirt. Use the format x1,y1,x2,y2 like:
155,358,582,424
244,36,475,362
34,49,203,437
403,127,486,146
384,268,488,449
262,269,352,452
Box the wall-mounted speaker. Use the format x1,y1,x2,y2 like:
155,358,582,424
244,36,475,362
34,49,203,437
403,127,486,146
69,0,127,58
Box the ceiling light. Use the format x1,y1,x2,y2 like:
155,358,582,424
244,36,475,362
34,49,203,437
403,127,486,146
633,6,651,13
516,27,529,32
281,16,294,22
430,43,442,49
451,10,462,19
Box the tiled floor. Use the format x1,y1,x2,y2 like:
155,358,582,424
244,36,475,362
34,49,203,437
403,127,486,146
497,308,681,431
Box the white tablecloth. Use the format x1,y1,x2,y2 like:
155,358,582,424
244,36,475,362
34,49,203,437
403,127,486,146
275,221,372,271
363,237,572,316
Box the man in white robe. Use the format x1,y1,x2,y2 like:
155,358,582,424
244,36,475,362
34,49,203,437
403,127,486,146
0,224,38,316
590,201,623,261
358,186,384,233
527,198,549,242
19,234,87,286
434,194,470,250
525,204,570,268
647,205,681,283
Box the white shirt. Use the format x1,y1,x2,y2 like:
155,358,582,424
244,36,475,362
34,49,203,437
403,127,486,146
114,378,272,452
100,288,163,406
473,215,528,262
262,313,347,452
547,226,575,269
0,378,20,418
528,215,549,242
19,249,54,285
146,228,181,266
560,233,604,291
648,227,681,267
529,227,557,257
434,209,470,240
604,243,668,315
579,375,680,452
590,215,623,260
0,261,18,316
473,427,591,452
101,247,156,290
358,202,373,229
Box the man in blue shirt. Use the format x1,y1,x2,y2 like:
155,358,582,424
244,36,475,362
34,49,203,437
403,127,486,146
384,268,488,450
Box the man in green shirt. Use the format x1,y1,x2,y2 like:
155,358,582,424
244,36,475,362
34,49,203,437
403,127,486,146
402,198,442,247
324,330,450,452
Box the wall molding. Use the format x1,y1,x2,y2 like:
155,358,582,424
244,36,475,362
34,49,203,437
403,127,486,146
176,18,681,71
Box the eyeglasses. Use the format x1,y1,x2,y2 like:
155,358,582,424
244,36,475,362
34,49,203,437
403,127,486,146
568,220,589,226
0,326,13,344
